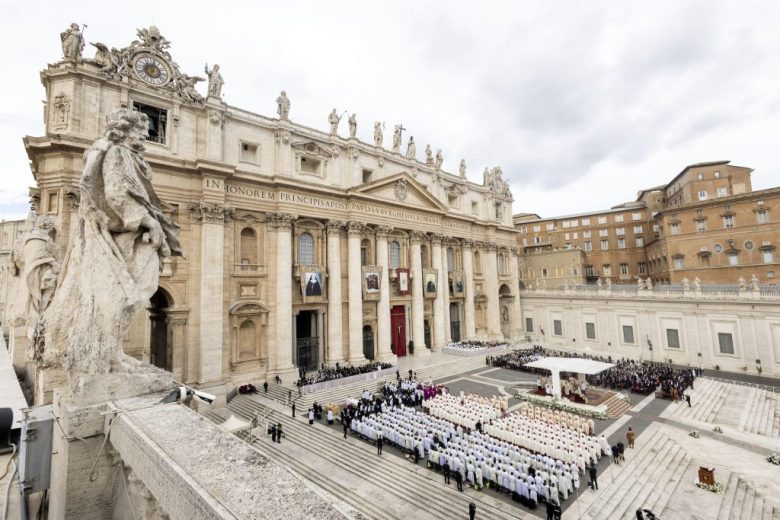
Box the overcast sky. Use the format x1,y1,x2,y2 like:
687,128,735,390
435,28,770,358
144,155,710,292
2,1,779,221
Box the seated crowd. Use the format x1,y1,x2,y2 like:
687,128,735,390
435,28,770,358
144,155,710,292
296,361,392,387
346,391,611,512
444,340,510,352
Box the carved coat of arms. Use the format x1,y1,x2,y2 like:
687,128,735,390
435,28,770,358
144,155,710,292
394,179,408,202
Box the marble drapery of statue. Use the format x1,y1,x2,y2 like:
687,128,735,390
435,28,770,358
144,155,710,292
750,274,759,290
176,73,205,103
738,276,746,290
406,136,417,159
459,159,466,178
392,124,403,153
204,63,224,98
40,108,183,403
348,114,357,138
277,90,290,120
374,121,383,146
435,149,443,170
328,109,341,135
61,23,85,62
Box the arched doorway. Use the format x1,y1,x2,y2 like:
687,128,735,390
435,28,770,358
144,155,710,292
423,320,431,350
499,284,513,340
149,289,172,371
362,325,375,360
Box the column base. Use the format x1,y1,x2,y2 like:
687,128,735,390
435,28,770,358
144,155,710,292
374,352,398,365
431,342,446,353
347,355,368,365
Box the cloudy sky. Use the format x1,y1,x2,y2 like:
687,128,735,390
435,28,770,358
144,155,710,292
2,1,779,221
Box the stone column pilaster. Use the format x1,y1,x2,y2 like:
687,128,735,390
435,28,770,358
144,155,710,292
509,247,522,339
431,234,446,352
188,201,234,384
375,226,396,363
326,221,345,364
462,240,476,340
484,241,502,340
269,212,297,378
347,221,367,364
410,231,426,353
442,243,451,344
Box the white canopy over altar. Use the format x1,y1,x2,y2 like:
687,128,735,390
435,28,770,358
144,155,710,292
524,357,614,400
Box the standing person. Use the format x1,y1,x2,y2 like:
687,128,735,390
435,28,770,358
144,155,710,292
276,423,283,443
627,426,635,448
443,461,451,484
287,389,292,404
342,418,349,439
546,501,556,520
377,433,383,455
263,381,268,394
588,462,598,490
292,402,296,418
469,501,476,520
308,408,314,425
455,470,464,492
270,424,277,443
685,393,692,407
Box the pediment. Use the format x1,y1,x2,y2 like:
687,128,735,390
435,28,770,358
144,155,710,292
349,172,448,212
291,140,335,158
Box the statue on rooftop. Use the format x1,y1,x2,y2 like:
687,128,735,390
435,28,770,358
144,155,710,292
374,121,383,147
425,145,434,165
40,108,182,403
406,136,417,159
459,159,466,178
392,124,403,153
61,23,85,62
435,149,444,170
176,73,205,104
738,276,747,290
204,63,224,98
276,91,290,120
750,274,759,290
328,109,342,135
348,113,357,138
692,277,702,290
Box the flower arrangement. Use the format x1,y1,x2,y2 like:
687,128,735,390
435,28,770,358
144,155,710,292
712,426,723,434
514,392,608,420
688,430,700,438
768,453,780,466
696,481,724,493
617,392,631,404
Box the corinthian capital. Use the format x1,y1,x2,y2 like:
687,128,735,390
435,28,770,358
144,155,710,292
267,212,297,230
375,226,394,239
484,241,499,251
409,230,427,243
461,239,475,249
326,220,345,234
188,200,235,223
347,220,366,236
430,233,444,246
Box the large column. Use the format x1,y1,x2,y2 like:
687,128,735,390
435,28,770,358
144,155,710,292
375,226,396,363
442,244,452,344
410,231,426,354
509,247,523,339
431,234,446,352
462,240,476,340
347,221,367,364
326,220,345,364
190,201,231,384
269,213,297,378
484,242,502,340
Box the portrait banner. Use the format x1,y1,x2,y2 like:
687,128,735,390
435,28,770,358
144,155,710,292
396,268,411,295
451,271,465,297
362,265,382,301
423,268,438,298
300,265,326,303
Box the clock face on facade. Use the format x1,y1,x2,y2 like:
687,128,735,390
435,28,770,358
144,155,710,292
133,54,170,86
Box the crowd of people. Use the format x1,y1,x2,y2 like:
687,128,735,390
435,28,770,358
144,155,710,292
444,340,511,353
296,361,392,387
423,392,507,431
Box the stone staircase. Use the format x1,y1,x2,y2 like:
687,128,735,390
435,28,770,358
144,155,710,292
582,423,692,520
666,378,780,437
717,473,780,520
261,355,491,410
204,394,522,520
601,393,633,419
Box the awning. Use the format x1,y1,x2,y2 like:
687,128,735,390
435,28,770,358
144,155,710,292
523,357,614,375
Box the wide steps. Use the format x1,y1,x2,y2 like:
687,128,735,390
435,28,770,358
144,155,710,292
602,395,632,419
226,395,518,520
717,474,780,520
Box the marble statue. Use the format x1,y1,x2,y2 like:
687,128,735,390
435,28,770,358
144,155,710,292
176,73,204,104
277,91,290,120
738,276,746,290
751,274,760,290
435,149,444,170
40,108,182,403
373,121,383,146
597,278,602,288
91,43,130,79
682,277,690,290
425,145,434,165
348,113,357,138
406,136,416,159
605,278,612,288
9,215,61,336
645,278,653,290
328,109,341,135
204,63,224,98
392,124,403,153
692,277,702,290
459,159,466,178
61,23,85,62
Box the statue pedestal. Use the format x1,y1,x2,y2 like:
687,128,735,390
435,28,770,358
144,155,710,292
48,390,115,520
34,365,68,405
71,355,173,406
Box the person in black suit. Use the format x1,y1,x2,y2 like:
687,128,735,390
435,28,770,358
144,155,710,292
443,461,451,484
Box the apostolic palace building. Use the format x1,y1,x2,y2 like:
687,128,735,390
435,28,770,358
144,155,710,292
11,26,522,393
